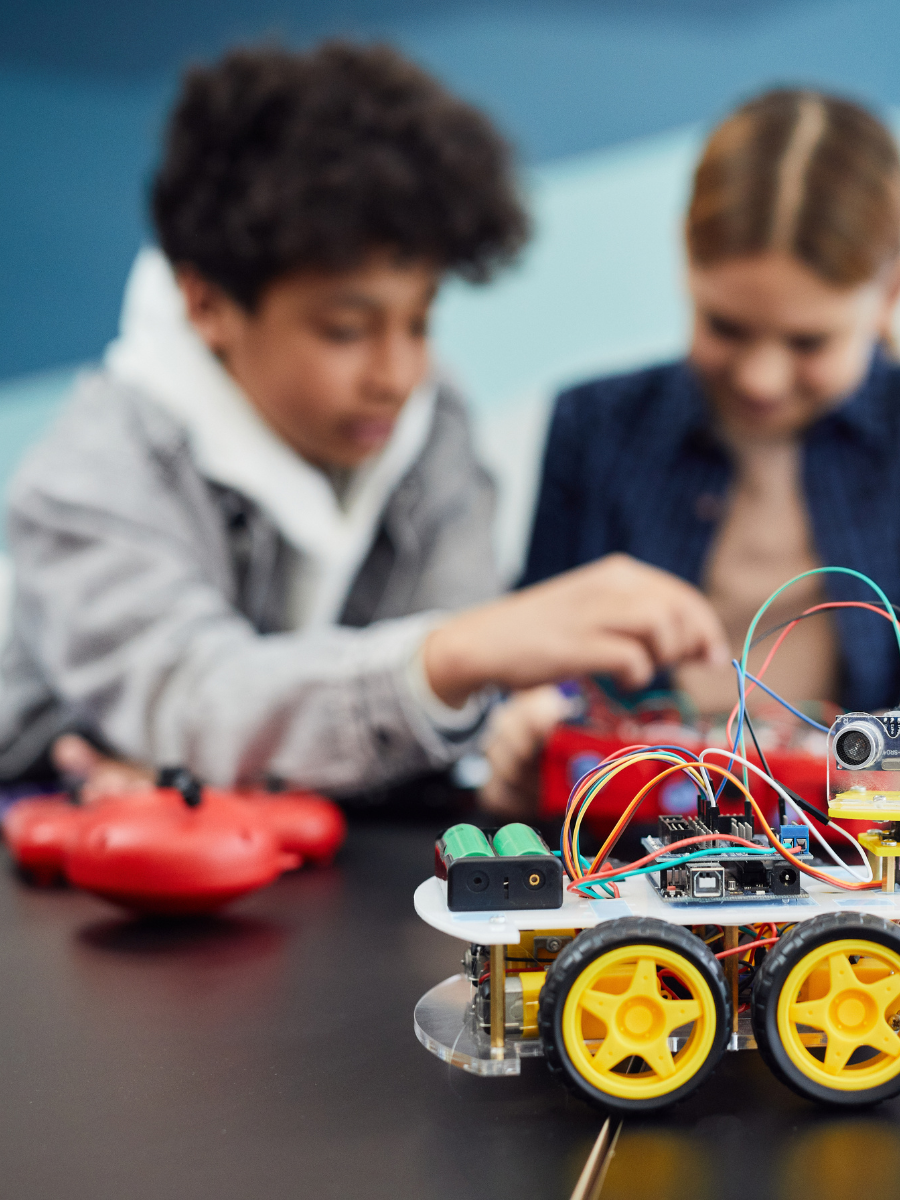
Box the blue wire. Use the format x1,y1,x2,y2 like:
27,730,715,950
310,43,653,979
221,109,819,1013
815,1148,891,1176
740,669,830,733
552,850,594,871
560,744,702,863
714,656,828,801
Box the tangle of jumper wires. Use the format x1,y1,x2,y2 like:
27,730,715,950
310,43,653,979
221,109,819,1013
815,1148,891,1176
561,566,900,903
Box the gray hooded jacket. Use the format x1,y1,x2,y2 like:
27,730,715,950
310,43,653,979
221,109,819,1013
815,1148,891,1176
0,371,500,793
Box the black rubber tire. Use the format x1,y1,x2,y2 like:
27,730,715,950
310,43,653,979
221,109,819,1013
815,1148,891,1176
751,911,900,1107
538,916,731,1113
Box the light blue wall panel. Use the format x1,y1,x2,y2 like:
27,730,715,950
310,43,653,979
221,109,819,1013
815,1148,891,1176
4,0,900,379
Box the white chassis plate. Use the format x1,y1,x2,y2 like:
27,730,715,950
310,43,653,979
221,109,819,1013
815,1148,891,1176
414,871,900,945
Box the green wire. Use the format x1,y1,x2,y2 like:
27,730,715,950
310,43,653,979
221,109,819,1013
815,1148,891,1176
735,566,900,791
739,567,900,668
554,849,617,896
573,573,898,900
577,844,771,897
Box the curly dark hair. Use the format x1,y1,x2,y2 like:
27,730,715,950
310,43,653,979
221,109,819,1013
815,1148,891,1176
152,42,530,307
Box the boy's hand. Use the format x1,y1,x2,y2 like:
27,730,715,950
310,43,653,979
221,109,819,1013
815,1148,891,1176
423,553,729,706
51,735,155,805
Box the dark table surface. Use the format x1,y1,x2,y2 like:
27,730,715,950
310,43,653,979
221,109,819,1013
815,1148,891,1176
2,814,900,1200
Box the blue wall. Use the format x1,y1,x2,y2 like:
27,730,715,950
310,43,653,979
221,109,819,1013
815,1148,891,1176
4,0,900,380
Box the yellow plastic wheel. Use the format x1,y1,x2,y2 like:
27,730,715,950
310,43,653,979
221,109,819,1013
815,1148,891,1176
540,918,730,1113
778,939,900,1090
752,913,900,1106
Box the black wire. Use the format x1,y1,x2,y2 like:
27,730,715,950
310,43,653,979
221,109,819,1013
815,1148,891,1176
742,708,774,779
750,600,900,652
739,600,900,825
742,708,784,825
742,704,830,826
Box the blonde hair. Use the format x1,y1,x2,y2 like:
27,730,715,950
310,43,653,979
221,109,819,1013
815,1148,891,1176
687,88,900,286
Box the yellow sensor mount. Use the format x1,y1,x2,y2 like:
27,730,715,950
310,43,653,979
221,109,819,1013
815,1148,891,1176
858,826,900,893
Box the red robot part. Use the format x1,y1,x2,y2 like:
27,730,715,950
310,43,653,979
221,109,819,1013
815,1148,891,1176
2,779,346,913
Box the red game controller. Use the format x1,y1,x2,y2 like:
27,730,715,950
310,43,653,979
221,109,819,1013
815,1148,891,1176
2,772,346,914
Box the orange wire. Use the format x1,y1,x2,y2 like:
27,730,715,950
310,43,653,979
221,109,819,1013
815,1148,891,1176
562,747,703,878
577,759,878,891
561,743,679,876
562,601,897,891
725,600,893,742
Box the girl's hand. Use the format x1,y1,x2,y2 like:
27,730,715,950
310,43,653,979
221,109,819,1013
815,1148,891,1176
479,685,573,818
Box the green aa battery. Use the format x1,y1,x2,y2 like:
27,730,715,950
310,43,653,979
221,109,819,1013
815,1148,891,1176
492,823,548,857
442,823,495,861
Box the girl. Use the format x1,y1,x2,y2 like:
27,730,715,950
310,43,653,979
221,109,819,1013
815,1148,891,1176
485,87,900,813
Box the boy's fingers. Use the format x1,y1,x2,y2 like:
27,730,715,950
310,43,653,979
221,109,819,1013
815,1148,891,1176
50,734,105,779
426,554,729,701
51,734,155,802
575,556,728,669
623,599,682,666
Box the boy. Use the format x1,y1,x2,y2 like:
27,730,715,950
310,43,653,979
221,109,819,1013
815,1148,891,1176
0,43,726,796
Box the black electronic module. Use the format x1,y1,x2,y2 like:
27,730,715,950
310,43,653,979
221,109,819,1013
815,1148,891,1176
642,814,812,904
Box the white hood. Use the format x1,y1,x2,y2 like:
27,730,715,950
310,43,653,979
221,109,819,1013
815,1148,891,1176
104,248,436,629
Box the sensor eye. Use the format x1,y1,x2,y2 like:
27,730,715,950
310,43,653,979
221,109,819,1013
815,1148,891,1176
836,728,874,768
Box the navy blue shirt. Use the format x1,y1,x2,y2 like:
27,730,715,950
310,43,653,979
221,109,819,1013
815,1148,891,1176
522,353,900,712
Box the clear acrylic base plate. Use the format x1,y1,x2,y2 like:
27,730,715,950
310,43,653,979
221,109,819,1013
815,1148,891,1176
414,975,760,1074
413,974,545,1076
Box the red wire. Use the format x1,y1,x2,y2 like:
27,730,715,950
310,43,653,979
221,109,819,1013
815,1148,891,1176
716,936,778,960
562,743,697,878
477,966,536,984
657,967,686,999
726,599,894,742
568,832,764,892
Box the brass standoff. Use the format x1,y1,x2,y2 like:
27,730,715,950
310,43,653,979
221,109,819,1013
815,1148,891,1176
490,943,506,1058
885,851,897,894
723,926,740,1032
885,824,900,894
864,828,884,885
